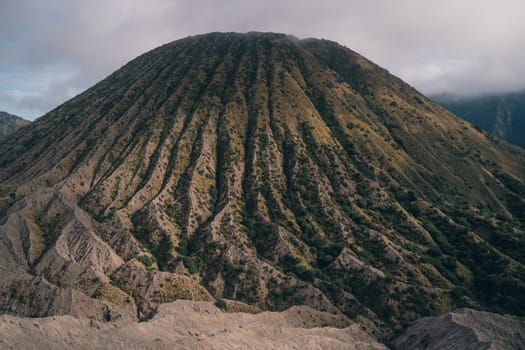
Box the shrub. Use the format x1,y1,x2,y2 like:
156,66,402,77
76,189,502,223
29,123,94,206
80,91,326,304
214,299,227,309
182,256,198,274
136,255,153,268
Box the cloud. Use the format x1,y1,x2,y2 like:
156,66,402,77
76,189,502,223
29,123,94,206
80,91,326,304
1,0,524,119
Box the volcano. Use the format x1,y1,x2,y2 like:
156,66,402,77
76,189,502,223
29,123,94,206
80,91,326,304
1,32,524,338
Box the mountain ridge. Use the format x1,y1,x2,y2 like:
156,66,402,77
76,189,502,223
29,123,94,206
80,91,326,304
433,91,525,149
0,111,30,140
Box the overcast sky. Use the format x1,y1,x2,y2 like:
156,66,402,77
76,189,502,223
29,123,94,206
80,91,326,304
1,0,524,120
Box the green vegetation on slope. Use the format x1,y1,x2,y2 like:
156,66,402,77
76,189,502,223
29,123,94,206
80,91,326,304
1,33,524,334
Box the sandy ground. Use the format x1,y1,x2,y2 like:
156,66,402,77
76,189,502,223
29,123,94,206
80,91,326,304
0,300,387,350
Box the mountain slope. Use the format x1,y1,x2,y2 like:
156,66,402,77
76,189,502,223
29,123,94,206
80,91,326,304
394,308,525,350
1,32,524,336
0,111,30,140
433,92,525,149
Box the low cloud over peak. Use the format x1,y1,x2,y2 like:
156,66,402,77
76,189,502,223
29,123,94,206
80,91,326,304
1,0,524,119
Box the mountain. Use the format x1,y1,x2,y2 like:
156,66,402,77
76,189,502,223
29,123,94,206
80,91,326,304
433,92,525,149
0,111,30,140
394,308,525,350
1,32,525,342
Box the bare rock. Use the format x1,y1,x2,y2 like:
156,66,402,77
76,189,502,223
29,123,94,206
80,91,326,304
0,300,388,349
393,308,525,350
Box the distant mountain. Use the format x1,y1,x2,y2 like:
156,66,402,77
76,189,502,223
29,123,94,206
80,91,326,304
1,32,525,345
433,92,525,149
0,111,30,139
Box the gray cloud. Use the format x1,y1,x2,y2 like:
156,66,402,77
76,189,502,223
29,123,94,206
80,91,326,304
1,0,524,119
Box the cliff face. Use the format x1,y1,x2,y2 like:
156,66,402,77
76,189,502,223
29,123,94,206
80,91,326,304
0,32,524,335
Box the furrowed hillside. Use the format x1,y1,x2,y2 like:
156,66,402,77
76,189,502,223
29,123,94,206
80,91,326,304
1,33,524,336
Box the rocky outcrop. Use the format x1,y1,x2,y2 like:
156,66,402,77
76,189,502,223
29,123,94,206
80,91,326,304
393,308,525,350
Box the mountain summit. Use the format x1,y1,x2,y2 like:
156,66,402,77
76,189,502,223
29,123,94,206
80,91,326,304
1,32,524,335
